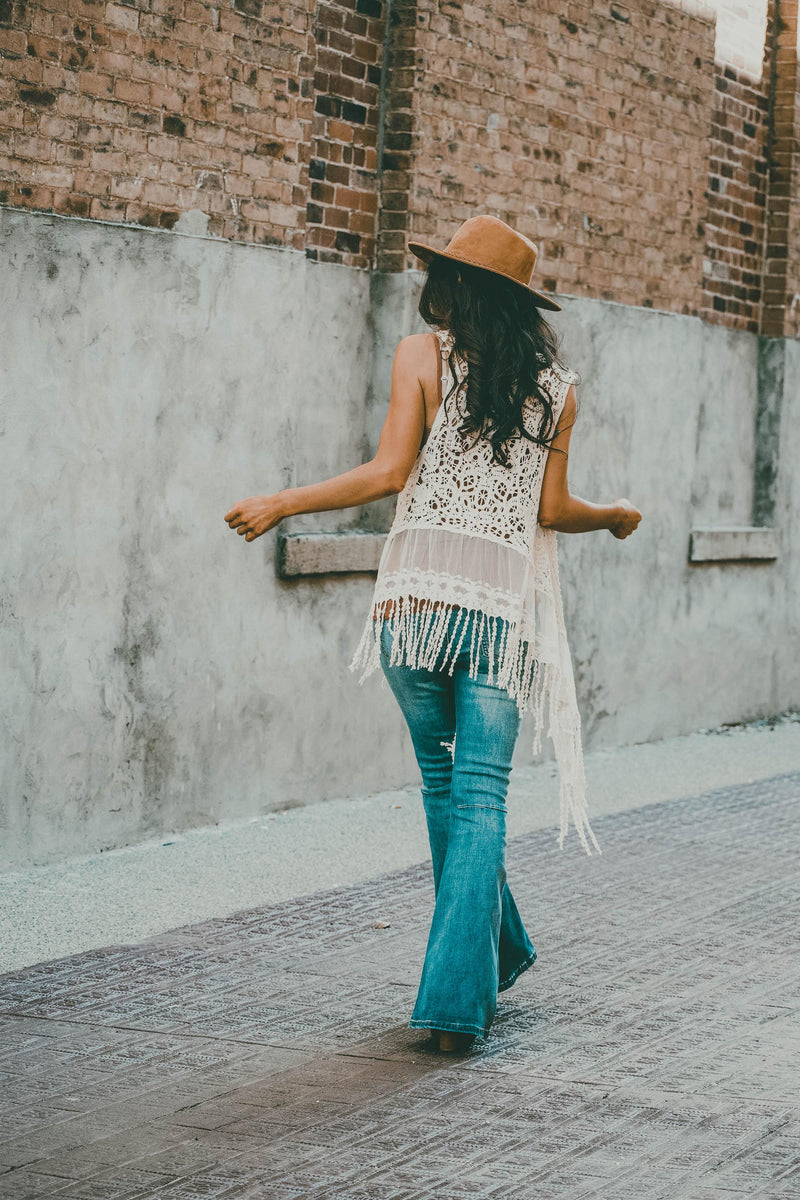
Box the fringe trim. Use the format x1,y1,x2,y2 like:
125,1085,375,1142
349,598,547,714
349,590,602,858
547,670,602,857
544,529,602,857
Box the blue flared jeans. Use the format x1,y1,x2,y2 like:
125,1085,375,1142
379,608,537,1038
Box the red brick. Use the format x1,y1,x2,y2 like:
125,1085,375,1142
0,0,794,334
114,78,150,105
105,3,139,32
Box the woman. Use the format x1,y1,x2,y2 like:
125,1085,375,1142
225,215,642,1054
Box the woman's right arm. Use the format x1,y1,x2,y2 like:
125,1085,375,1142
537,385,642,538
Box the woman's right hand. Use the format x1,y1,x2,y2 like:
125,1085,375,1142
609,499,642,539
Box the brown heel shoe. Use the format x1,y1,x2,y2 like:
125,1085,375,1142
435,1029,476,1053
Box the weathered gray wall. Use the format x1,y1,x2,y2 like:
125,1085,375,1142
2,207,798,867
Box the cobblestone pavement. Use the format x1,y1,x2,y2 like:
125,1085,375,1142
1,772,798,1199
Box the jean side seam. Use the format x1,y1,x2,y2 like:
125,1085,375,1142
498,949,537,992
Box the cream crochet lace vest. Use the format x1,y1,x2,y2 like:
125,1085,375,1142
350,328,601,856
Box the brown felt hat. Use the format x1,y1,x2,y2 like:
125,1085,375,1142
408,214,562,311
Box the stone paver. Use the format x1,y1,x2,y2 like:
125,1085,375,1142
0,772,798,1198
5,717,799,973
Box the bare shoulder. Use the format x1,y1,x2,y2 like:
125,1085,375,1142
394,331,437,363
393,333,440,395
556,382,577,432
562,381,577,407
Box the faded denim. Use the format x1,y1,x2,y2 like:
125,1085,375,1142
380,608,537,1039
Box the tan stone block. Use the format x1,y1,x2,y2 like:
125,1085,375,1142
105,3,139,32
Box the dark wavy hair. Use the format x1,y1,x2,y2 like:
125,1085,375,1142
418,254,580,467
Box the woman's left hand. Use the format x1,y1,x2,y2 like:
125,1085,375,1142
224,493,286,542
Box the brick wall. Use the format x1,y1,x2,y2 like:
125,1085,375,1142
760,0,800,339
1,0,798,335
373,0,415,272
704,60,770,332
702,0,800,337
0,0,317,245
389,0,716,321
306,0,384,269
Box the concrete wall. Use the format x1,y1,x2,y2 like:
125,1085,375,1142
2,206,799,867
0,206,394,867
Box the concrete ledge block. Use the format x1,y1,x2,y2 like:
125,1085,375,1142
689,526,778,563
277,531,387,577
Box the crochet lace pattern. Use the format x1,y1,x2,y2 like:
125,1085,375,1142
350,328,601,855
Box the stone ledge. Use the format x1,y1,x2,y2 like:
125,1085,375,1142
277,531,387,577
689,526,778,563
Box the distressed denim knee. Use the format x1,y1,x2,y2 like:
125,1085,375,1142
452,760,511,813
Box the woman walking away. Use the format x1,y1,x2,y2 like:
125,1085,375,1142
224,215,642,1055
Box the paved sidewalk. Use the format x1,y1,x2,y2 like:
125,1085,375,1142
1,771,799,1198
3,715,800,972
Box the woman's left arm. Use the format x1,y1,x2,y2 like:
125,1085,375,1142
225,336,426,542
538,385,642,536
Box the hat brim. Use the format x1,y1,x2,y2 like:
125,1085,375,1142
407,241,563,312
